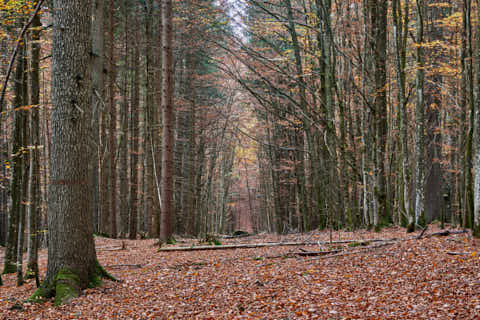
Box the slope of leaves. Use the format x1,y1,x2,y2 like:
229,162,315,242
1,225,479,319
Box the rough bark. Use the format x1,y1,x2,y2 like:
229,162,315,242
30,0,115,305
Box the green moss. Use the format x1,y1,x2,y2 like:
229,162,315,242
406,222,415,233
473,224,480,239
54,282,80,306
348,241,370,248
53,269,82,306
3,261,17,274
88,274,102,288
95,260,118,282
25,267,37,280
417,213,426,228
28,285,53,303
167,237,177,245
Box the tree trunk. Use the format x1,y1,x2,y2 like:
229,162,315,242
413,0,425,229
26,13,41,284
160,0,174,242
3,45,27,276
473,0,480,238
129,10,140,239
108,0,117,238
92,0,105,235
30,0,114,305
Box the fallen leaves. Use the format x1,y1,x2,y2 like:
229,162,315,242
0,226,479,319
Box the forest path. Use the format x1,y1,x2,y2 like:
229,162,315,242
1,225,479,319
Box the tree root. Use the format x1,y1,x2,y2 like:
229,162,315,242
27,261,118,306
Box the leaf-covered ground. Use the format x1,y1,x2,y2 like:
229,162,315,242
1,225,479,319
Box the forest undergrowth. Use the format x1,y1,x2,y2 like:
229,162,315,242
1,225,479,319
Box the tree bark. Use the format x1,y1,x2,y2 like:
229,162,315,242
108,0,117,238
413,0,425,229
160,0,174,242
26,13,41,284
30,0,115,305
91,0,105,235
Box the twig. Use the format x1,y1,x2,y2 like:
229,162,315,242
446,252,470,256
0,0,45,114
106,264,143,269
98,246,125,251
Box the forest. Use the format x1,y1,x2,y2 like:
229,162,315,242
0,0,479,318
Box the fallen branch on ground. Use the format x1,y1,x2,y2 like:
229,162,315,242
98,247,125,251
106,264,143,269
157,237,406,252
295,249,342,257
446,252,471,256
417,226,429,239
426,230,469,238
312,242,396,260
157,229,466,252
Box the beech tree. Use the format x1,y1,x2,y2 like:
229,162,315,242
29,0,114,305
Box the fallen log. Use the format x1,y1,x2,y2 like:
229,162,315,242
426,230,469,238
157,237,403,252
295,249,342,257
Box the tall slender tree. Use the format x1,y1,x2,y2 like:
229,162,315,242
160,0,174,242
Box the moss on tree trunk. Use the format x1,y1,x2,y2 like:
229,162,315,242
28,262,117,306
3,261,17,275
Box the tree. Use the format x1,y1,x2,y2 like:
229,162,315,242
473,0,480,238
30,0,114,305
414,0,425,229
160,0,174,242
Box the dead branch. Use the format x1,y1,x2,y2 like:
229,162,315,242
98,246,125,251
295,249,342,257
157,237,408,252
416,226,428,239
446,252,470,256
106,264,143,269
426,230,469,238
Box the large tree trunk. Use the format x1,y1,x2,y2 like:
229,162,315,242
30,0,114,305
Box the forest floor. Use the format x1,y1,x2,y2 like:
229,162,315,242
1,224,479,319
